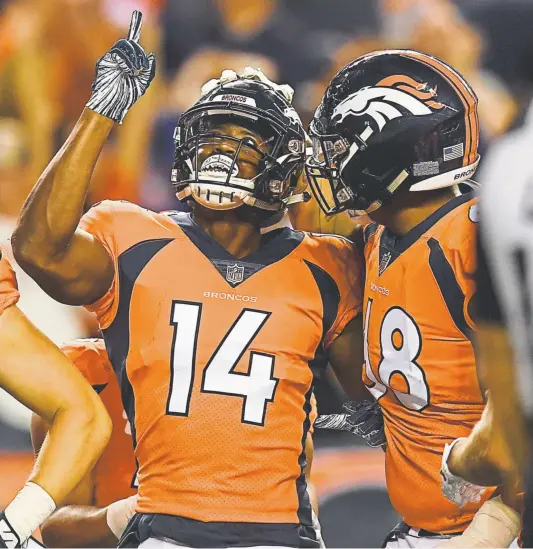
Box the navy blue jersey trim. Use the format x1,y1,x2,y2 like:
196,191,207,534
168,212,304,288
377,193,473,275
428,237,472,341
103,238,173,447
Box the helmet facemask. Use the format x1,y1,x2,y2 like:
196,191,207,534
306,124,409,216
172,107,305,212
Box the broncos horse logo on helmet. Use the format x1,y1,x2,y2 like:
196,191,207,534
306,50,480,216
332,76,446,129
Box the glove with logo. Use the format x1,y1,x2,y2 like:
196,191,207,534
86,11,156,123
314,400,387,449
0,511,20,548
0,512,48,548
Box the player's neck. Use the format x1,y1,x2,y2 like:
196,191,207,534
369,187,458,237
192,206,262,259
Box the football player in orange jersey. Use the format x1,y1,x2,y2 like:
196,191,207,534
0,253,111,549
29,338,322,548
30,339,138,548
12,12,368,548
291,50,496,547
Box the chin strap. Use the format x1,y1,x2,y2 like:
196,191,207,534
177,184,310,212
243,191,310,211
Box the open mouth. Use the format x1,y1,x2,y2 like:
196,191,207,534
200,154,239,177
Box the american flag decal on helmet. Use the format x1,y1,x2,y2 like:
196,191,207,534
443,143,464,162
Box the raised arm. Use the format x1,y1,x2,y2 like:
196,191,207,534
12,11,155,306
12,110,115,305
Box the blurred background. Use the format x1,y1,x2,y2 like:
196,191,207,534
0,0,532,546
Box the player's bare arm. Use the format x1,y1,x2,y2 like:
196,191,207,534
445,393,516,487
31,415,136,548
442,221,529,497
435,495,521,549
475,324,529,478
438,398,522,548
0,305,111,546
315,315,387,450
12,11,155,306
13,110,115,305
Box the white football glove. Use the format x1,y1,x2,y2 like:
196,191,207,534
440,438,486,508
86,11,156,124
201,67,294,104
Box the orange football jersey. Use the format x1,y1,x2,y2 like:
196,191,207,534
362,193,490,534
0,251,19,315
60,339,137,507
79,200,362,545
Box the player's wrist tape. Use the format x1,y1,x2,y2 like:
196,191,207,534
106,495,138,540
435,496,521,548
441,438,485,507
4,483,56,544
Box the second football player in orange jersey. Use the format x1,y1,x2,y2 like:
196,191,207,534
13,16,365,548
361,195,488,534
299,50,500,546
31,339,137,548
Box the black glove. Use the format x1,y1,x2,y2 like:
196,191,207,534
314,400,387,449
0,511,21,548
86,11,156,123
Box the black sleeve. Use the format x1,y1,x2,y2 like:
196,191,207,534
475,219,504,324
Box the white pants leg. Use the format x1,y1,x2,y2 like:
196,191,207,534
384,528,454,549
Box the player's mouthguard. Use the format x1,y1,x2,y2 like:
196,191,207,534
200,154,239,177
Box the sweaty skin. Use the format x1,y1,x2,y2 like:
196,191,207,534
447,391,517,487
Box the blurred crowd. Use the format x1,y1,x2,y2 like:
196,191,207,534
0,0,533,445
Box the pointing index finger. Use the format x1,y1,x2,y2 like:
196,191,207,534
128,10,143,42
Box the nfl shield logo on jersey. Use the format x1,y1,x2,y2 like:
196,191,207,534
378,252,392,276
226,263,245,284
